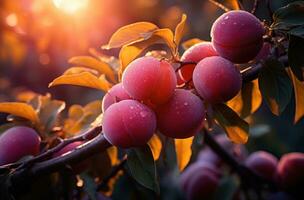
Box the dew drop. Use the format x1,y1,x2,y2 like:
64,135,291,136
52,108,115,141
140,111,148,118
184,102,189,106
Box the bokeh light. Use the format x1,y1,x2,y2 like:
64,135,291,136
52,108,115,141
53,0,89,14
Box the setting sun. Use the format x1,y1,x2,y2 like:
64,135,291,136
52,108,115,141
53,0,89,14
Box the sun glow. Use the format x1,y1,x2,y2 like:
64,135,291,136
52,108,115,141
53,0,89,14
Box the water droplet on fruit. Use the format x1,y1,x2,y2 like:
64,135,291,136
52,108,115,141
184,102,188,106
130,106,134,109
140,111,148,118
224,16,229,20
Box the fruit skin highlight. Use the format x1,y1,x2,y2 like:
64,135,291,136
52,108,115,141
179,42,218,83
0,126,41,166
122,56,177,105
156,89,205,139
193,56,242,103
102,83,131,112
211,10,265,63
102,100,156,148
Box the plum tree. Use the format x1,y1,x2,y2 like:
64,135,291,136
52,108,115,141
277,152,304,189
211,10,265,63
198,134,247,166
179,162,221,200
193,56,242,103
53,141,89,173
0,126,41,166
179,42,218,83
122,56,177,105
102,100,156,148
245,151,278,181
156,89,205,138
102,83,131,112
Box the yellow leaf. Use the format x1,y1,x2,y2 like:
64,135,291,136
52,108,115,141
287,68,304,123
49,72,112,92
227,79,262,118
181,38,204,50
175,137,194,171
174,14,187,49
68,56,116,83
16,91,37,102
68,105,84,120
225,0,240,10
103,22,159,49
107,146,119,166
0,102,39,124
118,29,175,78
63,67,99,76
83,100,102,116
213,103,249,144
148,134,162,160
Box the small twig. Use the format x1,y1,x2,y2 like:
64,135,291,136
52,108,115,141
251,0,259,14
15,126,102,170
202,129,277,191
208,0,231,12
174,61,196,72
97,157,127,191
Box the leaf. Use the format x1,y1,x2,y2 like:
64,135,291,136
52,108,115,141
174,14,187,49
181,38,204,50
37,94,65,133
49,72,112,92
103,22,159,49
227,79,262,118
0,102,39,124
63,67,99,76
258,59,292,115
68,56,116,82
174,137,194,171
118,29,175,78
16,91,37,102
107,146,119,166
287,68,304,123
271,1,304,38
127,145,159,194
224,0,240,10
213,103,249,144
288,35,304,80
148,134,162,161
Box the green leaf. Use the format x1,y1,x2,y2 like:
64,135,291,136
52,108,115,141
213,103,249,144
258,59,293,115
288,35,304,80
214,176,240,200
127,145,160,194
271,1,304,38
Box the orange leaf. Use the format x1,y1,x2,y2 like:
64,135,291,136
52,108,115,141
287,68,304,123
102,22,159,49
227,79,262,118
148,134,162,160
174,14,187,49
68,56,116,83
175,137,194,171
181,38,204,50
49,72,112,92
0,102,39,124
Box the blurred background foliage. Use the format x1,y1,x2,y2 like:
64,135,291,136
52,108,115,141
0,0,303,195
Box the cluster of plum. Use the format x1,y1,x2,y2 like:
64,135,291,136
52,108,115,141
180,134,304,200
102,10,266,148
0,126,85,172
